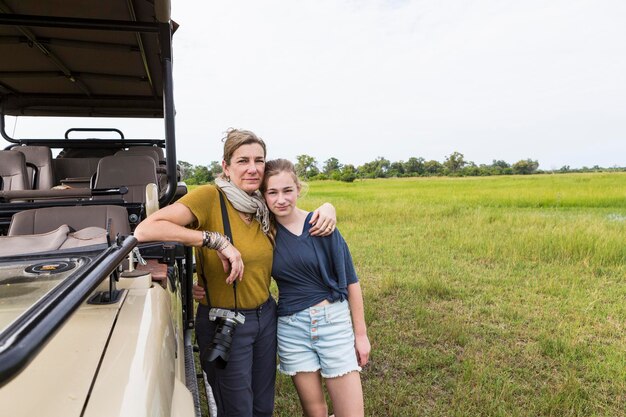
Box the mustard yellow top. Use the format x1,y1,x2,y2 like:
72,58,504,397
178,185,273,309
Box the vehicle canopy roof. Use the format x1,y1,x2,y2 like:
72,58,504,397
0,0,175,118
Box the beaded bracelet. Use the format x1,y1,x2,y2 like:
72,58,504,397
201,230,230,251
201,230,210,247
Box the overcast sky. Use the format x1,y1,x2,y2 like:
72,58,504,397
9,0,626,170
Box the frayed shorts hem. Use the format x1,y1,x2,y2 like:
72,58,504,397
278,366,362,378
277,366,319,376
322,366,362,378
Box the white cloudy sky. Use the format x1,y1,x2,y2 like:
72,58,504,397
8,0,626,170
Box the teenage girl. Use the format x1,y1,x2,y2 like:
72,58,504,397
262,159,370,417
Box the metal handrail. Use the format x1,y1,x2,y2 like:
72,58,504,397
65,128,125,140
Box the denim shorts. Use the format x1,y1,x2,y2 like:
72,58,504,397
277,300,361,378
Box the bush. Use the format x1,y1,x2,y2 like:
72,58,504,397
340,172,356,182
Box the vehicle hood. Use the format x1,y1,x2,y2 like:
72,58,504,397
0,292,125,416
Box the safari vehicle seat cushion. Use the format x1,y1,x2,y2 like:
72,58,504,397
115,148,168,194
0,150,30,191
0,224,70,257
14,146,54,190
93,155,158,203
133,146,165,163
52,157,101,186
0,224,108,257
8,205,131,238
59,226,108,249
115,148,160,166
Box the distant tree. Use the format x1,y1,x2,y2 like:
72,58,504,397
295,154,319,179
192,165,212,184
482,160,511,176
340,164,357,182
208,161,222,179
377,157,391,175
461,161,480,176
444,151,466,173
178,160,216,184
424,160,443,175
404,157,425,176
260,152,553,181
310,172,329,181
491,159,510,169
357,161,375,178
476,164,491,176
512,159,539,175
358,157,390,178
178,160,194,182
323,157,342,175
388,161,405,177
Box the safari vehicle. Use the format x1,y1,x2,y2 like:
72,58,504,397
0,1,201,416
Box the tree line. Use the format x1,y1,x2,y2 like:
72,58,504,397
179,152,624,184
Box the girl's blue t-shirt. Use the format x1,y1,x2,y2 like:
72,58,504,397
271,212,358,316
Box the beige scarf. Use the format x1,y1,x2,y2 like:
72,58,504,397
215,177,270,234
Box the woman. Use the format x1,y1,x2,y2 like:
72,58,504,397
134,129,336,417
262,159,370,417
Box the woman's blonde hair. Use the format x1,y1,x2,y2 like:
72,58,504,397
221,128,267,165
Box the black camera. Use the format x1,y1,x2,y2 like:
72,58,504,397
203,308,246,369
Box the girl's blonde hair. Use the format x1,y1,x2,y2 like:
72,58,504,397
262,159,301,192
261,158,303,246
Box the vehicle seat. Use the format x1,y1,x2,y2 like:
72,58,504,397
115,148,160,167
0,224,108,257
93,155,158,203
115,148,167,194
0,150,30,191
120,146,165,164
8,205,131,238
14,146,54,189
52,157,102,188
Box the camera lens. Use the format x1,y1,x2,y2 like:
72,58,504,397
203,318,238,369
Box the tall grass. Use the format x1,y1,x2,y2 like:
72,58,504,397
272,173,626,416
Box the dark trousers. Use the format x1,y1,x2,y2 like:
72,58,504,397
196,298,277,417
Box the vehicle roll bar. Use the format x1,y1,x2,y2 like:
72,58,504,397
65,128,125,140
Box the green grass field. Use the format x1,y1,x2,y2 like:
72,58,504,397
271,172,626,416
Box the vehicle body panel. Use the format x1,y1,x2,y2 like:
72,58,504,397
0,269,195,417
0,294,124,416
84,281,191,417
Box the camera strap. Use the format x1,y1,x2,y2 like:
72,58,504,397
218,190,239,314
